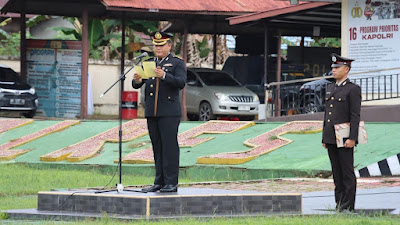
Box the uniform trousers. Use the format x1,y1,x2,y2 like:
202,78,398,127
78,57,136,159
326,143,357,211
147,116,180,186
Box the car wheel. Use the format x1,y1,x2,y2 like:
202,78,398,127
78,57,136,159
199,102,216,121
303,101,319,114
23,110,36,118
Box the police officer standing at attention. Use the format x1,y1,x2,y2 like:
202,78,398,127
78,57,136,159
322,53,361,212
133,31,187,192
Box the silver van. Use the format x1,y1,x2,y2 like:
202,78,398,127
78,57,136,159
186,68,259,121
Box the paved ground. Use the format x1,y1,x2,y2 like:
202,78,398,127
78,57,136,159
185,177,400,193
183,177,400,215
302,187,400,215
4,177,399,221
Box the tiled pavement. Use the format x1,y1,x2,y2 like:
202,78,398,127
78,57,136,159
303,187,400,215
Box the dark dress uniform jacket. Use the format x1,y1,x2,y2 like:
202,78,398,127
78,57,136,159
132,53,186,186
133,54,187,117
322,78,361,144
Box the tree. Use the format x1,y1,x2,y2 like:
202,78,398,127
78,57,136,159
311,37,341,47
52,18,158,60
0,15,47,57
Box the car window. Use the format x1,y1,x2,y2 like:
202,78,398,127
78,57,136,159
187,70,197,83
0,68,20,83
197,71,241,86
187,70,202,87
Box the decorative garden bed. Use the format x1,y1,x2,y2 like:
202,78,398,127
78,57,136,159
0,119,33,134
197,121,323,165
40,119,148,162
0,120,80,161
121,120,255,164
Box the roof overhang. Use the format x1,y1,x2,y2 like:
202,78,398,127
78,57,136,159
285,0,341,5
227,2,341,37
229,2,333,25
1,0,107,17
1,0,341,36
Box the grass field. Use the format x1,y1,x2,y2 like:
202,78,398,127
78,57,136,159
0,163,160,210
1,163,399,224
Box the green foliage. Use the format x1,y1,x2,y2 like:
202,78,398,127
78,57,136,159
269,135,278,140
281,37,297,46
52,18,81,40
0,18,12,39
52,18,118,59
26,15,48,28
196,36,211,58
0,211,8,220
174,35,183,56
281,36,341,48
0,15,47,57
0,16,158,59
52,18,158,60
312,37,341,48
126,20,158,35
0,32,32,57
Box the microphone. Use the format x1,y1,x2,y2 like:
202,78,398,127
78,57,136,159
133,52,148,60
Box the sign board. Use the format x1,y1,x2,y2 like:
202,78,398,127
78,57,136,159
347,0,400,92
27,40,82,118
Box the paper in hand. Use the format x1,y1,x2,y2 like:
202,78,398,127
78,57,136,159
134,65,145,77
142,61,157,79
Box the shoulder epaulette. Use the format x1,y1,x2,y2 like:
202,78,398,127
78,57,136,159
172,55,183,60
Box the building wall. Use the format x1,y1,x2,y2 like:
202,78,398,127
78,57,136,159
89,61,140,116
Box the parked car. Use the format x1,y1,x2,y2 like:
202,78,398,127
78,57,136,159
0,65,38,118
186,68,259,121
298,71,334,114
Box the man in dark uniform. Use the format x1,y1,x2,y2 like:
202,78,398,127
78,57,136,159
133,31,187,192
322,53,361,212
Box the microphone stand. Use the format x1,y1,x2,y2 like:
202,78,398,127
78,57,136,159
96,57,146,194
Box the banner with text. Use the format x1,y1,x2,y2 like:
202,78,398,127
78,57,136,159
347,0,400,92
27,40,82,118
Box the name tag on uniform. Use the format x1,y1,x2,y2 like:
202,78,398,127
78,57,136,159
326,92,331,95
163,63,173,67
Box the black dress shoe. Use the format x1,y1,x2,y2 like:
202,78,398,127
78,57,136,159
142,184,163,192
160,184,178,192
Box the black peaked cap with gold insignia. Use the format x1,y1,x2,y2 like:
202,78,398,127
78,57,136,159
150,31,173,46
331,53,355,68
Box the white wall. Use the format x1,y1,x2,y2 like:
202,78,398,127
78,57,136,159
88,61,140,115
0,60,20,72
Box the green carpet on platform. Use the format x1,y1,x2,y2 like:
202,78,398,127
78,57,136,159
1,119,399,180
